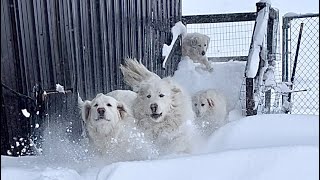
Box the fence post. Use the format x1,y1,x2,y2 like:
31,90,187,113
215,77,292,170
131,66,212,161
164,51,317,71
264,7,279,113
245,2,267,116
282,17,290,85
281,17,291,113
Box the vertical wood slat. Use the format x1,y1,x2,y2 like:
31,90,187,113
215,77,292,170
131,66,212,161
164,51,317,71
106,0,114,92
99,0,108,93
1,0,182,155
46,0,58,88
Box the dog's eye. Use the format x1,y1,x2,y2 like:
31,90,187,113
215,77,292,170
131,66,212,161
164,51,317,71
198,45,201,47
159,94,165,98
204,44,207,46
94,104,98,107
194,103,197,106
201,104,205,107
147,95,151,98
107,103,112,107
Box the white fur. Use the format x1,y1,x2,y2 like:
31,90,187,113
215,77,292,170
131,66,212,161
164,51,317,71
120,58,197,155
182,33,212,72
78,93,158,160
106,90,137,113
120,59,160,91
192,89,228,138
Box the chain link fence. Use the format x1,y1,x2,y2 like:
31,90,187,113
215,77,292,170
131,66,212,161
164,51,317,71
181,3,281,116
185,21,255,58
282,14,319,115
182,13,257,62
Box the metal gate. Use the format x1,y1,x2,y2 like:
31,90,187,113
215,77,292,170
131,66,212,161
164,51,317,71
282,13,319,115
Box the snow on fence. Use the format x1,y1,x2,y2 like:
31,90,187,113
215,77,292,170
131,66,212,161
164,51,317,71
282,13,319,115
181,2,281,116
243,2,283,116
1,0,181,156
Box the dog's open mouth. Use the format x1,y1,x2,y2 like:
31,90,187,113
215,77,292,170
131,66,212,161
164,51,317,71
151,113,162,119
96,116,111,121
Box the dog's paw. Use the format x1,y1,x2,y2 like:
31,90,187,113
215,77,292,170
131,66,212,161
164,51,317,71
207,67,214,73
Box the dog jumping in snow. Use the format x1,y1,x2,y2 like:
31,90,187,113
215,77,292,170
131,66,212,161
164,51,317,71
120,58,197,155
181,33,212,72
78,93,157,159
192,89,228,138
79,93,132,152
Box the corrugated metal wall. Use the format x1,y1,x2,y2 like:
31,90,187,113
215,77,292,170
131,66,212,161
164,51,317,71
1,0,181,155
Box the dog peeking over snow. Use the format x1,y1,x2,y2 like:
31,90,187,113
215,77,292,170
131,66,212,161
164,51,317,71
192,89,228,138
120,58,198,155
182,33,212,72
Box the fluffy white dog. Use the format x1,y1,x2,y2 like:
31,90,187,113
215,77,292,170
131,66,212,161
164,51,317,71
120,58,197,154
181,33,212,72
106,90,137,113
79,93,157,160
192,89,228,138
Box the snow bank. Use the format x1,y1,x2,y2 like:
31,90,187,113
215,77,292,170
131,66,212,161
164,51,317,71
2,114,318,180
173,57,246,113
94,146,318,180
206,114,319,152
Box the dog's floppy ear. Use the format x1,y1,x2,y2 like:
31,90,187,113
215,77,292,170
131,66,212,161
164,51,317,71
191,37,199,46
80,100,91,122
117,102,128,120
207,98,214,108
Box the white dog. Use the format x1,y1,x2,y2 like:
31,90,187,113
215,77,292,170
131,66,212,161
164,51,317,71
78,93,157,159
192,89,228,138
181,33,212,72
106,90,137,113
120,58,197,155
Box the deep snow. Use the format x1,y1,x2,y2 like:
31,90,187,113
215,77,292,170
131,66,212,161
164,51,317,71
1,59,319,180
1,0,319,179
1,114,319,180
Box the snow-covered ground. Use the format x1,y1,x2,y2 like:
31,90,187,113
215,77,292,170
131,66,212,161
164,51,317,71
1,59,319,180
1,114,318,180
2,1,319,179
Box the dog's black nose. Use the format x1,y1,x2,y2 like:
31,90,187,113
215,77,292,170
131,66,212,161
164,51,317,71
201,51,206,56
97,108,105,116
150,103,158,113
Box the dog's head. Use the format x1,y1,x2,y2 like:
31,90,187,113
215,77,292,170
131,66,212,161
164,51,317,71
192,92,215,118
135,79,181,123
79,93,128,135
189,33,210,57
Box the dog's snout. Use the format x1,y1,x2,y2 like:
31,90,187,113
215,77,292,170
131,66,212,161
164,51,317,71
201,51,206,56
150,103,158,113
97,108,105,115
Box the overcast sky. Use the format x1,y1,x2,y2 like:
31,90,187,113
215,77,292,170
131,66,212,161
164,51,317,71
182,0,319,17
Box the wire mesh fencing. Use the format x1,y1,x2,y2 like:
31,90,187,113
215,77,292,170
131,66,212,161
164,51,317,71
185,21,255,58
282,14,319,115
182,13,256,62
182,5,283,116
